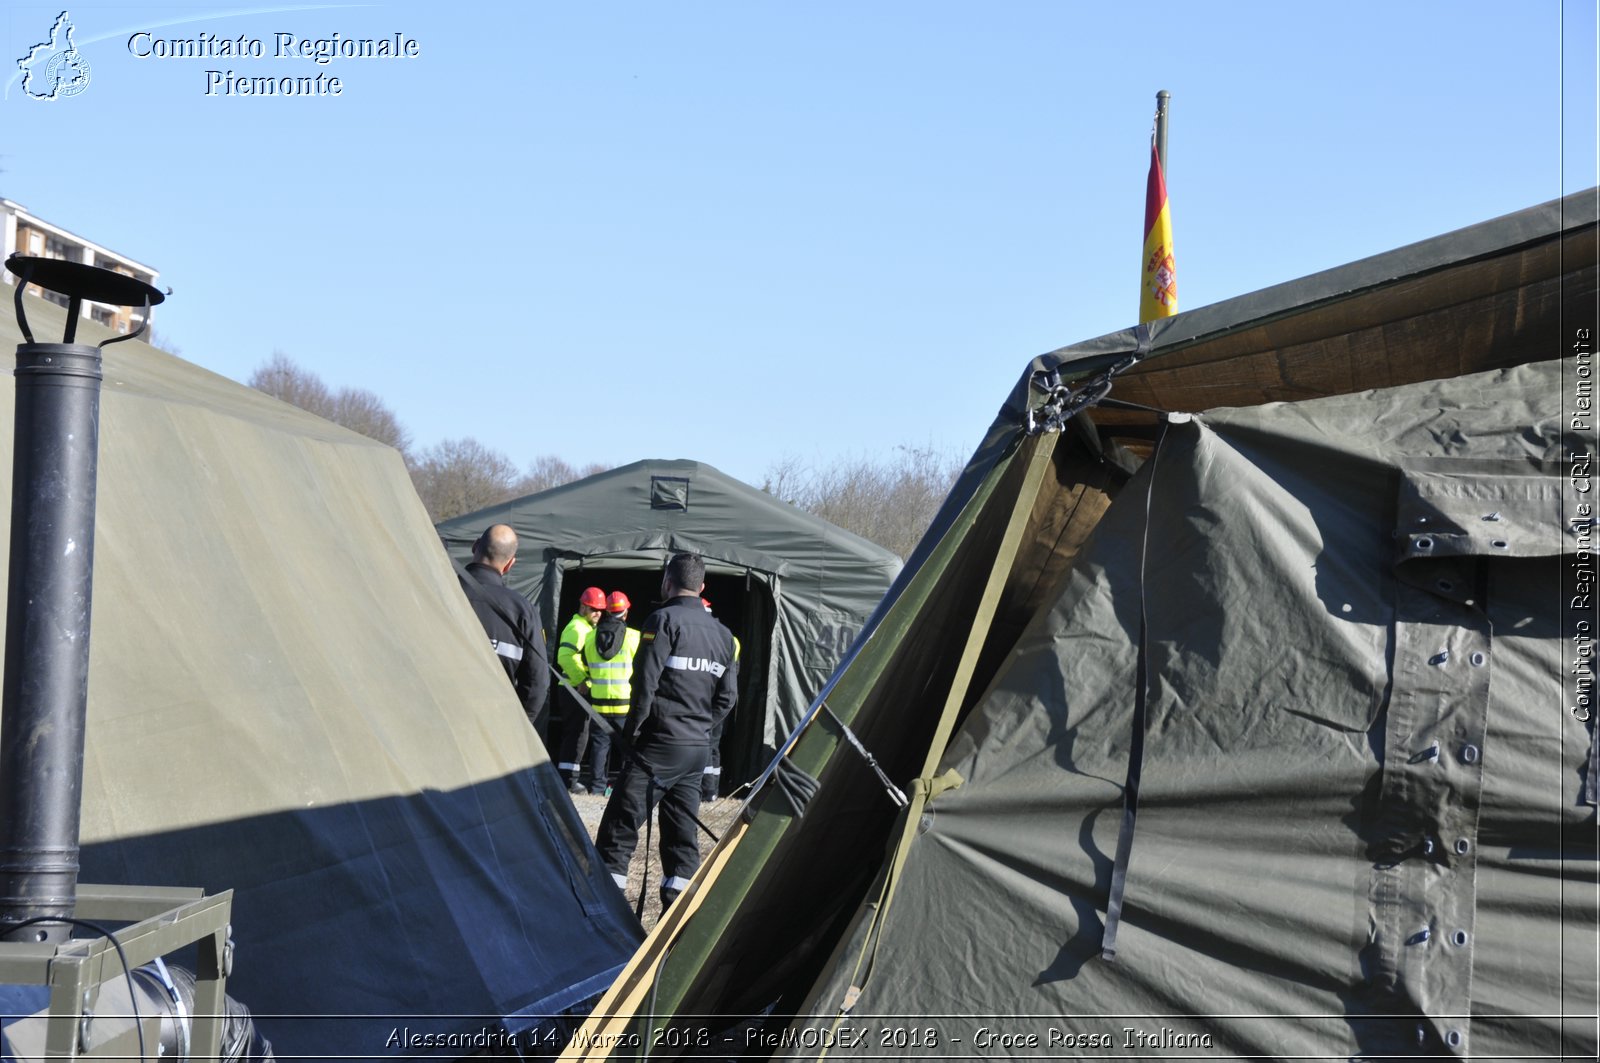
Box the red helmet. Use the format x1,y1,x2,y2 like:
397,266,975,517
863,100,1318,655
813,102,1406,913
607,591,631,613
578,586,606,610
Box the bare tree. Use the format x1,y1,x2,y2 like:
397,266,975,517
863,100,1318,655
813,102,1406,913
247,352,410,457
764,446,964,559
331,387,412,453
758,455,808,505
513,455,609,497
246,354,609,523
249,351,335,419
411,437,522,522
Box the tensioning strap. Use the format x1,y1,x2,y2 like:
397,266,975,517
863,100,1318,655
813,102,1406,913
821,702,908,809
1100,415,1173,962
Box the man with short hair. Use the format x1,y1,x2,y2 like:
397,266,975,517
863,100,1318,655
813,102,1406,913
595,553,738,909
458,524,550,738
556,586,607,792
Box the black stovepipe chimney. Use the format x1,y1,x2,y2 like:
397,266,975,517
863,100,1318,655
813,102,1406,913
0,256,162,944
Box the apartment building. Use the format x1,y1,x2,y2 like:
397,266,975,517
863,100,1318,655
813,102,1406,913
2,199,160,335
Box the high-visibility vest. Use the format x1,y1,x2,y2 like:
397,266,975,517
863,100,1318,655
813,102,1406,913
556,614,594,686
583,626,641,716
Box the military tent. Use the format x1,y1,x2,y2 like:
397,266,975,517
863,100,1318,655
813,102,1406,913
563,190,1599,1060
435,460,902,789
0,294,642,1059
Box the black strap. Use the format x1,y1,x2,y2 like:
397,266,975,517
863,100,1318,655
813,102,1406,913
638,774,656,920
1101,417,1170,962
1100,616,1148,962
548,661,622,737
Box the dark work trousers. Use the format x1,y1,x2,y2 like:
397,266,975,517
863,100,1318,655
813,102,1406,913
595,741,710,904
527,693,552,748
555,685,591,788
589,718,627,791
701,717,726,800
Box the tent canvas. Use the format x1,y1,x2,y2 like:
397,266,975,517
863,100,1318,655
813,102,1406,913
0,295,641,1059
562,190,1598,1059
435,460,901,789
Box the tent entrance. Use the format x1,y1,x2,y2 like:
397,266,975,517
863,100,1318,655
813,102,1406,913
549,556,776,793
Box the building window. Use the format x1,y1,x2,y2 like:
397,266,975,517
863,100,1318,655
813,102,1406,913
89,307,114,327
27,232,42,253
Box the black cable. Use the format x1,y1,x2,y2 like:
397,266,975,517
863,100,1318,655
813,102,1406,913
770,755,821,818
5,915,147,1062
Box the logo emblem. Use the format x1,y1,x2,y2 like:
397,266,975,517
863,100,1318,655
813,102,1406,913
1145,244,1177,310
17,11,91,101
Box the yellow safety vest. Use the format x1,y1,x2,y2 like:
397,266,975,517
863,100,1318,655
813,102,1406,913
582,626,641,716
557,614,594,686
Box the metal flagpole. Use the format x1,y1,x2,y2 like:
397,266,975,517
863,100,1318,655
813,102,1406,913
1155,90,1170,175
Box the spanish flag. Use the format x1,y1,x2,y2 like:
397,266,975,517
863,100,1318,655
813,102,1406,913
1139,142,1177,322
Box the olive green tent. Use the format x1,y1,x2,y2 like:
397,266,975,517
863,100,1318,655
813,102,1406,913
435,460,902,789
0,295,641,1059
563,190,1598,1060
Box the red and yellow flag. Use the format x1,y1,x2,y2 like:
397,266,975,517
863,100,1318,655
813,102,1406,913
1139,142,1177,322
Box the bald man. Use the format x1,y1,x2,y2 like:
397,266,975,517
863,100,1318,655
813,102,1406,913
459,524,551,738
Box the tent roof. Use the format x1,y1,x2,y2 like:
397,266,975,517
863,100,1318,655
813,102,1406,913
438,458,901,579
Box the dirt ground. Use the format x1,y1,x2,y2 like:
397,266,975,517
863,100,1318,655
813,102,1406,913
568,789,745,930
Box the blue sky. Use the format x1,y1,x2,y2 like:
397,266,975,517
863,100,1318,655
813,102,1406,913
2,1,1595,486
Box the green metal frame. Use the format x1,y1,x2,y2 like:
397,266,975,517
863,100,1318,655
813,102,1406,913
0,884,233,1059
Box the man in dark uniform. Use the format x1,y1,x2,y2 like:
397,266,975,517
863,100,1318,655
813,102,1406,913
595,553,738,909
458,524,550,739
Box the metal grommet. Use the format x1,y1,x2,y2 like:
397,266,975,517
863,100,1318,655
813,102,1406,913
1430,651,1450,666
1455,838,1471,855
1446,1029,1463,1048
1415,536,1434,551
1423,837,1436,855
1450,929,1469,947
1469,652,1487,667
1460,743,1480,765
1491,539,1508,549
1436,579,1455,592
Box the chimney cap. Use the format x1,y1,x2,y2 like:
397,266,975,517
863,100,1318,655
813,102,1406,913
6,254,164,308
